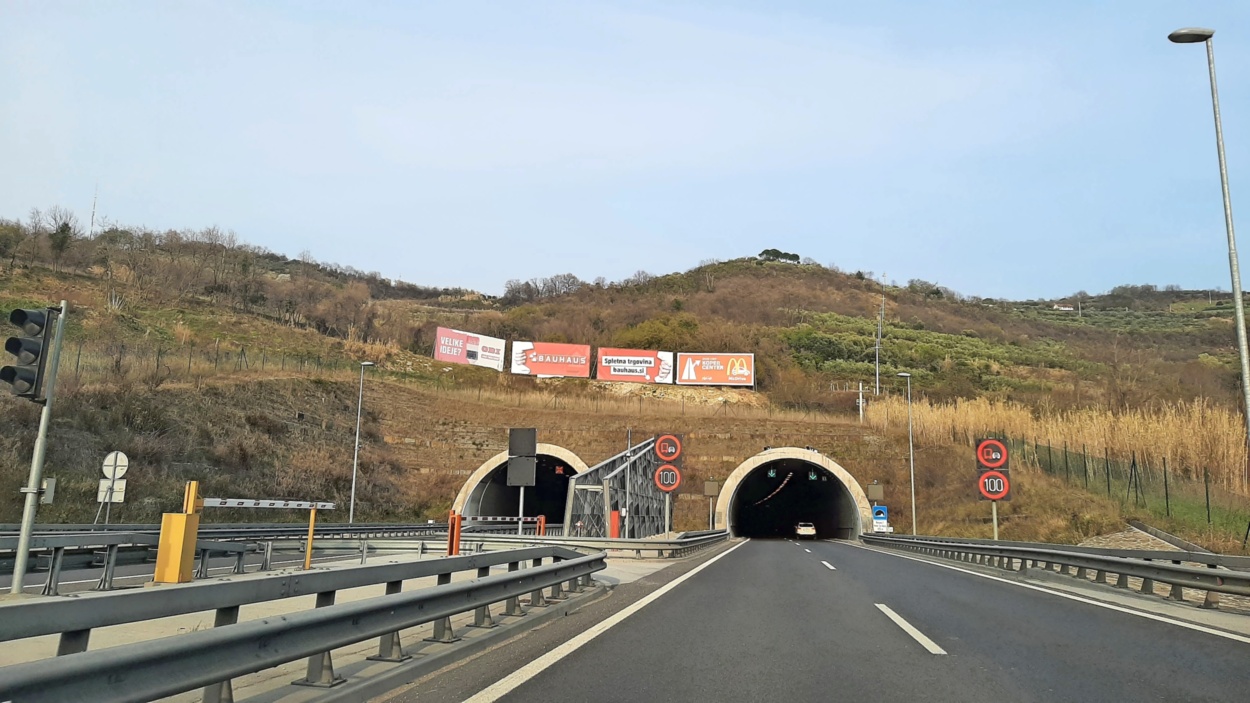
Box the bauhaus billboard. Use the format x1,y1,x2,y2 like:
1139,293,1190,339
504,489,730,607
511,341,592,378
595,348,674,384
675,353,755,387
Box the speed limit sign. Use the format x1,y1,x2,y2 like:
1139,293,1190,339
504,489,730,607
654,464,682,493
978,470,1011,501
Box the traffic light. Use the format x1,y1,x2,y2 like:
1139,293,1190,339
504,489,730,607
2,308,57,401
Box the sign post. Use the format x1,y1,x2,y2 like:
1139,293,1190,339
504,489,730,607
704,480,719,530
96,451,129,525
871,505,889,533
975,438,1011,540
654,435,684,535
508,428,537,535
654,464,682,534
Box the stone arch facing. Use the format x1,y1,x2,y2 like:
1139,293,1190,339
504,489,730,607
452,443,589,516
714,447,873,538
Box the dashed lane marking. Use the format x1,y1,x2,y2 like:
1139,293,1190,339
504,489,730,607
876,603,947,655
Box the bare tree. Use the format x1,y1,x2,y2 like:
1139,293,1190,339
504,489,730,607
0,218,26,272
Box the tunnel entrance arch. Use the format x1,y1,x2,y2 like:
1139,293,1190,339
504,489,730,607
452,444,589,523
714,448,873,539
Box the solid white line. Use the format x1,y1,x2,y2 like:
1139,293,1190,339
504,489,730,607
821,561,836,570
843,542,1250,646
804,548,811,553
465,540,749,703
876,603,947,655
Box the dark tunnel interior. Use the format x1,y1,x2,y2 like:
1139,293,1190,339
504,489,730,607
463,455,573,523
730,458,858,539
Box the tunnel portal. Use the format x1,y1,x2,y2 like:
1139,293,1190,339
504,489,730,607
718,448,871,540
463,455,572,521
453,444,589,525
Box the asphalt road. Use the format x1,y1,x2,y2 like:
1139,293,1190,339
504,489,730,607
451,539,1250,703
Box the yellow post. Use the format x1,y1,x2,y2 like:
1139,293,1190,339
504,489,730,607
304,507,317,570
153,481,202,584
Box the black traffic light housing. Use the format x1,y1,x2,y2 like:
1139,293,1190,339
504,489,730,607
2,308,56,402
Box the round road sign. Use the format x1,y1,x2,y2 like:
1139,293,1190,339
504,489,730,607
654,464,682,492
655,434,682,462
102,451,129,480
978,470,1010,501
976,439,1007,469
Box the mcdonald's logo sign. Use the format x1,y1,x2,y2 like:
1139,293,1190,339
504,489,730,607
675,353,755,387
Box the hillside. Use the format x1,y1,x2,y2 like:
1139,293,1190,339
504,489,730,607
3,214,1248,550
3,211,1241,412
0,372,1127,545
480,258,1242,410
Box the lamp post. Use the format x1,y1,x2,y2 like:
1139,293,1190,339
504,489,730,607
897,372,916,535
349,361,374,523
1169,27,1250,481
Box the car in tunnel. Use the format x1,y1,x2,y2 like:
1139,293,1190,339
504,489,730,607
795,522,816,539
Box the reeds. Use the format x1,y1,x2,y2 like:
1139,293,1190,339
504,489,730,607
866,395,1248,491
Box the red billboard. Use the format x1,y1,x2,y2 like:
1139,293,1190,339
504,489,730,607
595,348,674,384
676,353,755,387
433,327,506,371
511,341,592,378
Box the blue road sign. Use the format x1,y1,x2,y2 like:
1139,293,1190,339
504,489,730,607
871,504,890,533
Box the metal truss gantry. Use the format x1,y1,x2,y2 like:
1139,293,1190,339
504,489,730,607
563,438,668,539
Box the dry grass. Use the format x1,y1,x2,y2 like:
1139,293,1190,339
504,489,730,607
426,383,837,423
866,395,1248,491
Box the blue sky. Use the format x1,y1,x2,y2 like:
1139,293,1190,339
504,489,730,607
3,1,1250,300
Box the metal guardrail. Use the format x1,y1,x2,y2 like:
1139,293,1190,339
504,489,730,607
460,523,563,537
0,523,453,590
0,545,583,646
862,534,1250,609
324,529,732,559
0,522,450,539
872,533,1250,571
0,547,605,703
0,532,253,595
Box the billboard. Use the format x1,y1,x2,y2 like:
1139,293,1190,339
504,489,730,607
595,348,674,384
433,327,506,371
511,341,592,378
676,353,755,387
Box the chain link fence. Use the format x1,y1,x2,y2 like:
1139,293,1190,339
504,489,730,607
1026,438,1250,551
59,340,352,387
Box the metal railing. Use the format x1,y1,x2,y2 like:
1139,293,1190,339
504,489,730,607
862,534,1250,609
316,529,732,560
869,533,1250,571
0,523,453,587
0,546,605,703
0,532,254,595
0,521,449,539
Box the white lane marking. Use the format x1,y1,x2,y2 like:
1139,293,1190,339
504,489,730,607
466,540,750,703
876,603,947,655
821,561,836,570
842,542,1250,646
804,548,812,553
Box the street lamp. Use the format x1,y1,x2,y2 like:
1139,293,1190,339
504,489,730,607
349,361,375,523
897,372,917,535
1169,27,1250,479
